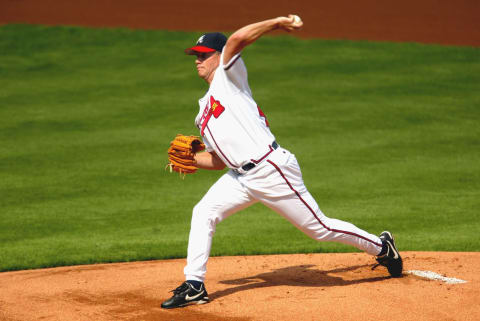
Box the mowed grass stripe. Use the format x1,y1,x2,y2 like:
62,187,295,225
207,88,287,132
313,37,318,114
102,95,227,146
0,24,479,271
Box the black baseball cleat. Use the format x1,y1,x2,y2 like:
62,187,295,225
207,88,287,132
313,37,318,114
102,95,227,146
161,281,209,309
374,231,403,277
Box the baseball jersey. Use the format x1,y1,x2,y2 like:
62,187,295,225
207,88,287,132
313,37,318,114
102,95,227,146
195,50,276,169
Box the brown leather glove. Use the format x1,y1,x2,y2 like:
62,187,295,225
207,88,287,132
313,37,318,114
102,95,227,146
166,134,205,176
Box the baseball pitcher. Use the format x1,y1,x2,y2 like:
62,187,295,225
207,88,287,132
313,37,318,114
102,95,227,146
162,14,402,309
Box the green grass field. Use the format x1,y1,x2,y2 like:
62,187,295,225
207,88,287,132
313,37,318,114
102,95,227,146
1,24,479,272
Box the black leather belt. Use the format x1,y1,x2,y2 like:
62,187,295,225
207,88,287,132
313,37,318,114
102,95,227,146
241,141,278,172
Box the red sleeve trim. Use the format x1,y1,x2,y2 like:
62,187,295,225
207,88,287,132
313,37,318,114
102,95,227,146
224,54,241,71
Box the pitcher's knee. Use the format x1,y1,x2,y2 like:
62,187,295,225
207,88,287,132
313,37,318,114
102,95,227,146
298,213,334,241
192,201,223,230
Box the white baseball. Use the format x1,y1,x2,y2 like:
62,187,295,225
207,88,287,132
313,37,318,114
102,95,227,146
292,15,302,25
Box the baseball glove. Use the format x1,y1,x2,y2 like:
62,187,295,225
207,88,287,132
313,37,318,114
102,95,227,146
166,134,205,177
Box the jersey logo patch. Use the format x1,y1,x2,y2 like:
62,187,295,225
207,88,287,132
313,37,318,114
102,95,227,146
200,96,226,136
211,97,225,118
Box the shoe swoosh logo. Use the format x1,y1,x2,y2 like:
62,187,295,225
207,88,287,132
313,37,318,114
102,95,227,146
185,290,204,301
387,241,399,259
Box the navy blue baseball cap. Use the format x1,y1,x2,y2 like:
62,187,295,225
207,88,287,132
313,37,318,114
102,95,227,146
184,32,227,55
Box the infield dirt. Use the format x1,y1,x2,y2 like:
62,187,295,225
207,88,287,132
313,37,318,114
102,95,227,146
0,252,479,321
1,0,479,46
0,1,479,320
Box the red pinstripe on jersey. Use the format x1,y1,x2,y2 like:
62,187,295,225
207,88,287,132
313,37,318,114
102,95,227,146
205,125,235,168
251,145,274,164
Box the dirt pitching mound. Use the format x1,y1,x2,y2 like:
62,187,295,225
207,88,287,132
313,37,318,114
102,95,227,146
0,252,478,321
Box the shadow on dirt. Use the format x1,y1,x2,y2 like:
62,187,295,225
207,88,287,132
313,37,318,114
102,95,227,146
211,264,390,300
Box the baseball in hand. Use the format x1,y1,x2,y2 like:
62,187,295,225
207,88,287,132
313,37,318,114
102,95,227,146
292,14,302,26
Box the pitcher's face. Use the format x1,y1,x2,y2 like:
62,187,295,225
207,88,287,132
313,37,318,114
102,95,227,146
194,51,220,83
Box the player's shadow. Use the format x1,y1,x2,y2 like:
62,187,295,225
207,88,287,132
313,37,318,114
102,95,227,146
210,264,389,300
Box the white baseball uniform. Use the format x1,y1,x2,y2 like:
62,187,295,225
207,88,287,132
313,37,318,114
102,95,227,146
184,50,383,282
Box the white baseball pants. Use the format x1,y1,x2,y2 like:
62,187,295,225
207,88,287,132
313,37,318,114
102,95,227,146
184,147,383,282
